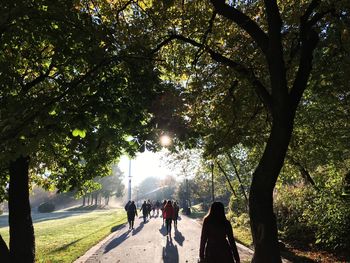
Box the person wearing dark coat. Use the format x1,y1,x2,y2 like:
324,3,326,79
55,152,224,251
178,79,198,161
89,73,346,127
173,201,180,228
140,201,148,223
199,202,240,263
127,201,137,229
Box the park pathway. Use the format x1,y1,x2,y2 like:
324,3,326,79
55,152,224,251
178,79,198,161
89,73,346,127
75,212,254,263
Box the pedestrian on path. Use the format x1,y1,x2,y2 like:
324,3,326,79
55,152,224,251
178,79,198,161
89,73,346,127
127,201,137,230
173,201,180,228
161,200,167,225
163,200,174,236
140,201,148,223
199,202,240,263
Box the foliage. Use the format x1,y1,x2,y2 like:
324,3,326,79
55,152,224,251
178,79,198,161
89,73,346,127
136,175,177,202
275,167,350,251
0,0,166,200
37,202,55,213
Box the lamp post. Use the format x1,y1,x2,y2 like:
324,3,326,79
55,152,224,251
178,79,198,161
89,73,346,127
126,134,171,203
128,158,132,201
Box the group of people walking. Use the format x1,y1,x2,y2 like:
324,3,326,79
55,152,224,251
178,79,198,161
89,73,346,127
124,200,240,263
124,199,179,235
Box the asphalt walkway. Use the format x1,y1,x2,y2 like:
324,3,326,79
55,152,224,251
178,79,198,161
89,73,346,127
74,213,254,263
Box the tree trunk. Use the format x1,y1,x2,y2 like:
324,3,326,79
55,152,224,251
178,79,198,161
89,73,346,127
0,234,10,263
9,156,35,262
94,194,98,206
83,196,86,206
249,114,294,263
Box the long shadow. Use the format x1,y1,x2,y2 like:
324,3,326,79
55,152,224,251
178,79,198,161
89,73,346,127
132,221,144,236
174,228,185,246
52,237,84,253
162,236,179,263
159,223,167,236
280,250,318,263
52,223,114,253
104,230,130,253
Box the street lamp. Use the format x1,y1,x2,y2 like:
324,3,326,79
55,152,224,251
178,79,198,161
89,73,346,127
126,134,172,202
210,160,215,203
128,158,132,201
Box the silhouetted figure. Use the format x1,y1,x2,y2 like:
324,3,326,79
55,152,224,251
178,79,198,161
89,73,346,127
155,200,161,216
164,200,174,236
161,200,167,225
173,201,179,228
199,202,240,263
127,201,137,230
147,199,152,218
140,201,148,223
124,200,131,211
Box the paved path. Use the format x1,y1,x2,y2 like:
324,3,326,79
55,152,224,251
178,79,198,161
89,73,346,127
75,213,254,263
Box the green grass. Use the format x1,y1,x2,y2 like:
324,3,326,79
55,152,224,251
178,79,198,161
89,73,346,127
0,209,127,262
233,225,253,248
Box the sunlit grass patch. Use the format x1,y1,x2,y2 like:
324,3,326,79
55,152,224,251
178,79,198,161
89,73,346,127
0,209,127,262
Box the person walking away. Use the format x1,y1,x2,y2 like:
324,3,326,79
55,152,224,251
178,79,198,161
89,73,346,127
147,199,152,218
173,201,180,228
152,200,156,216
199,202,240,263
161,200,167,225
163,200,174,236
124,200,131,212
140,201,148,223
127,201,137,230
155,200,161,217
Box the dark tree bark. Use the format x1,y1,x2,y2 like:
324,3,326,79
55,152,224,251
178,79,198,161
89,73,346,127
9,156,35,262
0,234,10,263
249,110,294,263
83,196,86,206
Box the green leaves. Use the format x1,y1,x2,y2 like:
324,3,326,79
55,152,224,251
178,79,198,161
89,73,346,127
72,129,87,138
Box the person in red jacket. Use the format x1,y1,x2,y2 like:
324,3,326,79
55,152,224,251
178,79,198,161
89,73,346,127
199,202,240,263
163,200,174,236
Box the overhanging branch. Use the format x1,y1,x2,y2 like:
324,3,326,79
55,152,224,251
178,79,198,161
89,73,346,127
210,0,269,55
152,34,272,111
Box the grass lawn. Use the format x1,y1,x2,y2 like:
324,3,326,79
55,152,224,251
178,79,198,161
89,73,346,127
0,209,127,262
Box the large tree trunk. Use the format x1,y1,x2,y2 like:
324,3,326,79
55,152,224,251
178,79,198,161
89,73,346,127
249,113,294,263
0,234,10,263
9,156,35,262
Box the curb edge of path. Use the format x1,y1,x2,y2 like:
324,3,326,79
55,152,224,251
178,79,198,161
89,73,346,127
73,223,127,263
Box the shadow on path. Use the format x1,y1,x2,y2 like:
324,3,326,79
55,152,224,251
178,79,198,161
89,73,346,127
281,250,318,263
162,236,179,263
104,230,130,253
132,221,144,236
174,228,185,246
159,223,167,236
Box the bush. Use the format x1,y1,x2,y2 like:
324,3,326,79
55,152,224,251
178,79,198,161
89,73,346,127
38,202,55,213
0,209,2,215
228,194,248,217
274,181,350,251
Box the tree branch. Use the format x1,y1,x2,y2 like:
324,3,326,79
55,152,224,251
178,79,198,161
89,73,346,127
227,153,249,205
210,0,269,54
216,160,238,198
152,34,272,111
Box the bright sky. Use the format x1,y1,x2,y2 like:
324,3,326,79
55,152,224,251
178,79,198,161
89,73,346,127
118,149,174,187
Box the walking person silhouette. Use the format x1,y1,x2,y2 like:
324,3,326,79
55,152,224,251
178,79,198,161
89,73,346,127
163,200,174,236
127,201,137,230
199,202,240,263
